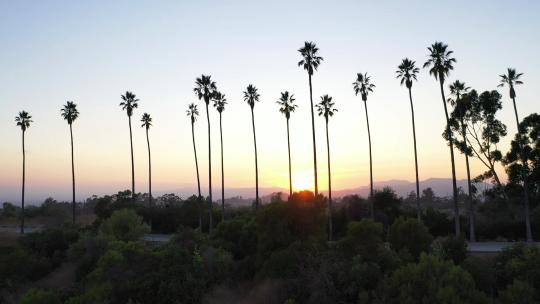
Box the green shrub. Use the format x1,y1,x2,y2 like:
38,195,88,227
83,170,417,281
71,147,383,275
19,288,60,304
340,219,383,260
432,236,468,264
99,209,150,242
388,217,433,260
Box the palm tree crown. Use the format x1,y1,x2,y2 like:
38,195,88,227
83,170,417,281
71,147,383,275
353,73,376,102
120,91,139,117
16,111,33,131
277,91,298,119
141,113,152,129
448,80,470,106
243,84,260,108
396,58,419,89
213,91,227,113
61,101,79,125
194,75,217,104
298,41,323,75
316,95,338,121
498,68,523,99
423,42,456,82
186,103,199,124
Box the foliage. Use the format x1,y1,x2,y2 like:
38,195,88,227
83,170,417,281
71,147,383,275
388,217,433,261
19,288,60,304
99,209,150,242
340,219,384,260
432,235,468,264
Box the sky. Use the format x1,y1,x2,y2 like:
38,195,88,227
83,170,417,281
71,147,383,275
1,0,539,203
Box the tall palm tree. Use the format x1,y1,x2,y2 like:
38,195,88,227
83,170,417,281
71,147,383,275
243,84,261,209
423,42,460,237
119,91,139,200
187,103,203,229
316,94,337,241
61,101,79,224
213,91,227,221
140,113,153,205
448,80,475,241
15,111,32,234
499,68,532,242
194,75,217,232
277,91,298,198
396,58,421,221
298,41,323,195
353,72,376,218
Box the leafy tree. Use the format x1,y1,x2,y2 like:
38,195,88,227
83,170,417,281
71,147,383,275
243,84,261,209
140,113,153,205
194,74,217,232
372,187,401,225
495,243,540,301
388,217,433,261
187,103,203,229
61,101,80,224
340,219,384,260
298,41,323,195
380,254,488,303
19,288,60,304
396,58,422,221
316,94,338,241
119,91,139,200
213,91,227,221
99,209,150,242
277,91,298,198
499,280,535,304
423,41,461,237
504,113,539,242
15,110,32,233
353,72,376,218
432,236,468,264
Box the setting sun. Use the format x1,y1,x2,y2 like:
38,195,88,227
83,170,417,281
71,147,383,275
292,171,314,191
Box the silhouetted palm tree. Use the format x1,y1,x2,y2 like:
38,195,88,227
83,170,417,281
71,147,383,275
499,68,532,242
120,91,139,200
353,72,376,218
277,91,298,198
448,80,475,241
15,111,32,234
316,94,337,241
141,113,153,205
194,75,217,232
244,84,261,209
61,101,79,224
396,58,421,221
423,42,460,237
213,91,227,221
298,41,323,195
187,103,203,229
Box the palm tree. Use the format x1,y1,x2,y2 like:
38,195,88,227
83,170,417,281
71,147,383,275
448,80,475,241
316,95,337,241
423,42,460,237
396,58,421,221
298,41,323,195
243,84,261,209
353,72,376,218
119,91,139,200
187,103,203,229
213,91,227,221
15,111,32,234
499,68,532,242
194,75,217,232
61,101,79,224
277,91,298,198
140,113,153,205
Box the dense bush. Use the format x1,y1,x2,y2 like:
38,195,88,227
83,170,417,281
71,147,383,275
388,217,433,261
99,209,150,242
19,288,60,304
432,235,468,264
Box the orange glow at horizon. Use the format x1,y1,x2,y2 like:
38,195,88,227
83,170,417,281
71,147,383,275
292,171,315,192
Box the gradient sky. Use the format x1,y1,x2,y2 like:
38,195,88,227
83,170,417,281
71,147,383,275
1,0,539,203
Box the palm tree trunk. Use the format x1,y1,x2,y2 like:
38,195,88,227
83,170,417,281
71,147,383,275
363,100,374,219
70,124,76,224
251,108,259,209
325,119,333,241
308,74,318,195
192,121,202,229
408,87,421,221
287,118,292,198
128,116,135,200
205,103,213,233
462,121,475,242
512,96,533,242
219,113,225,222
21,130,25,234
439,79,460,237
146,128,152,205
